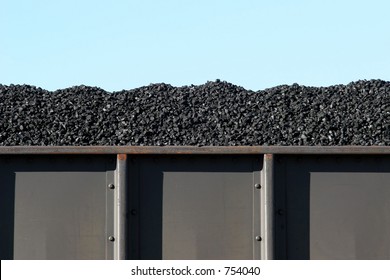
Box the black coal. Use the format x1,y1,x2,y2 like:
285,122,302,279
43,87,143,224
0,80,389,146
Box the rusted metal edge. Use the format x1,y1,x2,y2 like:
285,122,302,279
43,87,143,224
0,146,389,155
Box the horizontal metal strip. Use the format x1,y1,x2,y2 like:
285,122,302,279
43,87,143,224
0,146,389,155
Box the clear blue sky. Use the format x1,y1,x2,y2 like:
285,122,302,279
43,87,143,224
1,0,389,91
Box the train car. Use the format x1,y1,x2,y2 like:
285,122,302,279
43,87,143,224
1,146,389,260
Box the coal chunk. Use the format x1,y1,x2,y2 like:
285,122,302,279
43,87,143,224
0,79,389,146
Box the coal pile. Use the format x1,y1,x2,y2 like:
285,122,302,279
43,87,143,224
0,80,389,146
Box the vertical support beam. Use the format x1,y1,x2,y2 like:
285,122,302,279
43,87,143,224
253,157,262,260
262,154,274,259
114,154,128,260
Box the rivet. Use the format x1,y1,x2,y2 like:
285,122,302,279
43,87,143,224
108,184,115,189
256,236,262,241
255,183,261,189
108,236,115,242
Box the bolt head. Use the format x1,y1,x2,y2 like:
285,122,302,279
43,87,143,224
255,183,261,189
108,236,115,242
256,236,262,241
108,184,115,189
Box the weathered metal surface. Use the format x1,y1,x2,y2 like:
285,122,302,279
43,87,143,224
274,155,390,260
114,154,128,260
0,146,390,155
310,172,390,259
105,167,115,260
1,152,390,260
128,155,262,260
253,158,262,260
262,154,274,260
0,155,115,260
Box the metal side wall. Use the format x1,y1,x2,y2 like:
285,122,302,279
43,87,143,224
273,155,390,260
1,151,390,260
128,155,263,260
0,155,116,260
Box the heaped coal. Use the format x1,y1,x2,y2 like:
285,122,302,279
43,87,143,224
0,80,389,146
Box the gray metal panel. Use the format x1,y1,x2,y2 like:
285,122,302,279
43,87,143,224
105,165,115,260
13,172,106,259
128,156,140,260
129,155,262,260
274,155,390,260
253,158,262,260
310,172,390,259
0,155,115,260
